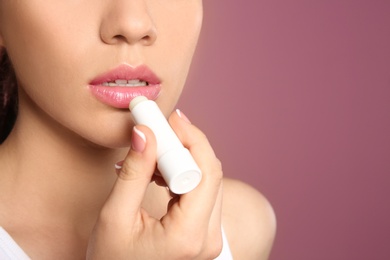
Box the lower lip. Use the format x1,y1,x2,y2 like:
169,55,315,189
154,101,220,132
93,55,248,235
89,84,161,109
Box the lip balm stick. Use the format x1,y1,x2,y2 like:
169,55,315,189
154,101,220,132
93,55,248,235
129,96,202,194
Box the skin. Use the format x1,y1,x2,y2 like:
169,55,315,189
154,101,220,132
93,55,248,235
0,0,276,259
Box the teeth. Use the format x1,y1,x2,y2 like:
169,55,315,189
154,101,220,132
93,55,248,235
115,79,128,85
102,79,148,87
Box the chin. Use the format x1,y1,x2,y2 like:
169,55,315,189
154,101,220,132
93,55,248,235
87,133,133,150
66,124,132,150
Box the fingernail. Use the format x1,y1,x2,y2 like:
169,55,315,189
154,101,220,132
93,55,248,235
132,126,146,153
114,160,123,170
176,109,191,124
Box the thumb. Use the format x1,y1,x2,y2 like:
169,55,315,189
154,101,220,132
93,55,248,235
102,125,157,226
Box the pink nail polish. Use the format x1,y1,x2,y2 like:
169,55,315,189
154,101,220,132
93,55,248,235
132,127,146,152
176,109,191,124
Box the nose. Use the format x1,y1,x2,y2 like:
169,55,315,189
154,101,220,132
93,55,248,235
100,0,157,46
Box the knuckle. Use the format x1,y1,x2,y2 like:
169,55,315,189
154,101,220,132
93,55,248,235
170,231,205,259
190,125,210,145
208,157,223,182
195,129,208,142
181,243,203,259
97,206,116,227
206,232,223,259
213,158,223,175
117,160,142,181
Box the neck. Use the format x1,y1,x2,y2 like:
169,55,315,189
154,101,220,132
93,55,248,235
0,96,127,234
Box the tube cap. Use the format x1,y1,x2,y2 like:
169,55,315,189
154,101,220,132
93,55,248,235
158,148,202,194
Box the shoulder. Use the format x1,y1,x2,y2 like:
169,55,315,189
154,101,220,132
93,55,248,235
222,178,276,260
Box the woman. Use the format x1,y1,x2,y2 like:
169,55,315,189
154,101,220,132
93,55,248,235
0,0,276,259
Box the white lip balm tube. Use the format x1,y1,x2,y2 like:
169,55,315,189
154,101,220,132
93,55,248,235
129,96,202,194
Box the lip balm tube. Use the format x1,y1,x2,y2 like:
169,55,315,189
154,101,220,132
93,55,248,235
129,96,202,194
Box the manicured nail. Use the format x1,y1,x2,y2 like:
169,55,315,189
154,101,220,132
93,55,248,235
176,109,191,124
132,126,146,153
115,160,123,170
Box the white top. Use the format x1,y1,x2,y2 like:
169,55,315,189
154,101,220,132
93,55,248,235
217,227,234,259
0,226,233,259
0,227,30,260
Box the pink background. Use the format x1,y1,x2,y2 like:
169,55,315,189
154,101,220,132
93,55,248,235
178,1,390,259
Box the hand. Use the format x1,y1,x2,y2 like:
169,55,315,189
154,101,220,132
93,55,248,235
87,110,224,259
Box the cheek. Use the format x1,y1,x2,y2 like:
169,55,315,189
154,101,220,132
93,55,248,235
1,6,109,145
2,3,97,117
3,4,90,84
151,1,203,107
158,1,203,62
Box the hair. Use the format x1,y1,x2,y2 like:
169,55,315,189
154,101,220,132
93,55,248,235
0,49,18,144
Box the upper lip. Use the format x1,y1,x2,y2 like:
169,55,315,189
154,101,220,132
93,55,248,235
89,64,161,86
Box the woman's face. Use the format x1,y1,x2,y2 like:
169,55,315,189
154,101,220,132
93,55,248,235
0,0,202,148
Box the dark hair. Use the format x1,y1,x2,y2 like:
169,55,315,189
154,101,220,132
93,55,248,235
0,49,18,144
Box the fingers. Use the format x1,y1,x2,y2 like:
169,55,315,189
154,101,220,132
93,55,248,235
89,110,224,259
163,110,223,237
100,125,157,227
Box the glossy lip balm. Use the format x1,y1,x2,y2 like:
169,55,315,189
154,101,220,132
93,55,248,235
129,96,202,194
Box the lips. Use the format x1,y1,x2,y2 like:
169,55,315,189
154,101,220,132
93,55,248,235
89,64,161,109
